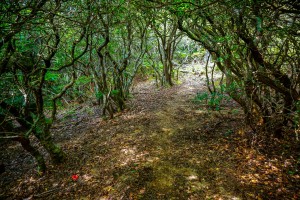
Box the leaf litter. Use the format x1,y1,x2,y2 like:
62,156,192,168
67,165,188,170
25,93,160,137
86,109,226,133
0,69,299,199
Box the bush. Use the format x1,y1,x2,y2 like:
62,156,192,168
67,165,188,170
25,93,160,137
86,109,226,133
194,91,231,111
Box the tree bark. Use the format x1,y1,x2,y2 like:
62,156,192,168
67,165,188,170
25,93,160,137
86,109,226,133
34,118,65,163
16,136,46,174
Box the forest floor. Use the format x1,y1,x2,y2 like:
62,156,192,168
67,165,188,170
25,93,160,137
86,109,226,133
1,65,300,200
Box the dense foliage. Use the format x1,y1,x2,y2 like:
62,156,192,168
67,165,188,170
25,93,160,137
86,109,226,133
0,0,299,173
163,0,300,136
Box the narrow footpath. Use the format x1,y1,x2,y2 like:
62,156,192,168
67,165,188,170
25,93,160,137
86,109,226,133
1,69,299,199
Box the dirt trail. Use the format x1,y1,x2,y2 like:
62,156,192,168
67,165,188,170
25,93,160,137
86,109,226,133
1,70,299,199
74,73,245,199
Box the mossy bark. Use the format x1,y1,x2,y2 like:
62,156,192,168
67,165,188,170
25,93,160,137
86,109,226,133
17,136,46,174
34,131,65,163
33,117,65,164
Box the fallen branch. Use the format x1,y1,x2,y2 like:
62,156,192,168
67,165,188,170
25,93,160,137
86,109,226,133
0,135,21,139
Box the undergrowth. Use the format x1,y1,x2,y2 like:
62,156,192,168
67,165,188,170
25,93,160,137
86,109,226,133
193,91,231,111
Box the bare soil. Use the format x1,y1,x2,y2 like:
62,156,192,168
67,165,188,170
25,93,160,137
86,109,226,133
0,71,299,200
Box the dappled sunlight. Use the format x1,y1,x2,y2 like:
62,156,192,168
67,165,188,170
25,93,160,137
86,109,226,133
96,85,248,199
119,147,150,167
236,148,300,198
1,65,299,199
0,0,299,199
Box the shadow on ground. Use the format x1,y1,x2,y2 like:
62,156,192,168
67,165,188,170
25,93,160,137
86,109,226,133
1,72,299,199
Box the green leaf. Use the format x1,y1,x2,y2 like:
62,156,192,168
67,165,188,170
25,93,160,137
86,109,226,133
111,89,119,96
75,76,91,86
45,72,59,81
96,92,103,100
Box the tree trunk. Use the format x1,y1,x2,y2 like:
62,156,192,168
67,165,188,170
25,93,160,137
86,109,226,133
34,117,65,163
164,63,173,86
16,136,46,174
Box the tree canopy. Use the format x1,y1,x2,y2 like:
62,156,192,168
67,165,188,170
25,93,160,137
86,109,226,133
0,0,299,175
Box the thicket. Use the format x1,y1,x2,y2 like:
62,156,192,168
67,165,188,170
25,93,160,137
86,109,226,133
164,0,299,137
0,0,299,173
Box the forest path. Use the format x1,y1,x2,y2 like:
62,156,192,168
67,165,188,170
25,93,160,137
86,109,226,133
0,70,248,199
2,66,298,200
72,71,245,199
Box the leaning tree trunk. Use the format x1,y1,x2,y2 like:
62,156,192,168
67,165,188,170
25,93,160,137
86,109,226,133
16,136,46,173
34,116,65,163
0,104,47,173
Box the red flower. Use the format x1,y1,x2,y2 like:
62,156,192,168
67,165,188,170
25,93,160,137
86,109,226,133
72,174,79,181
